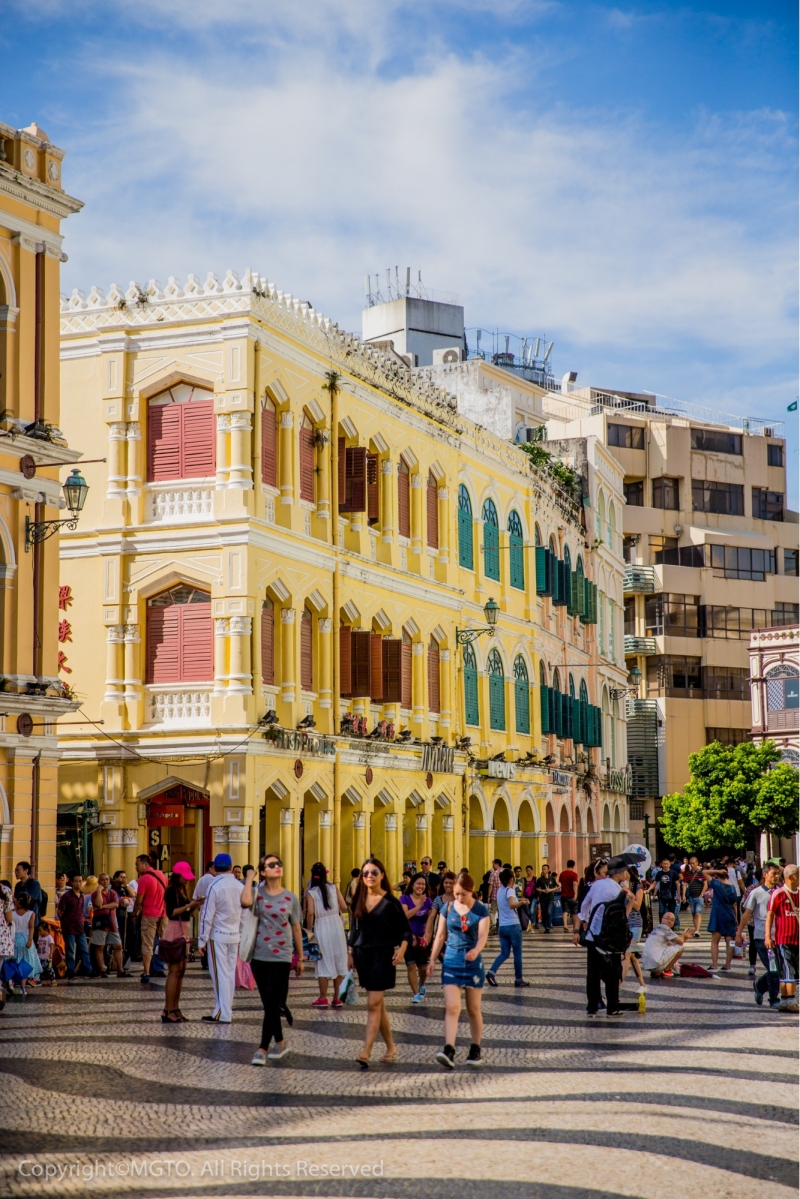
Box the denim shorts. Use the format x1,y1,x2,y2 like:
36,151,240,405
688,897,704,916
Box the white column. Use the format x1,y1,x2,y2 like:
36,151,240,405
439,648,451,730
281,608,296,702
228,616,253,694
126,422,141,500
410,473,423,557
228,412,253,490
104,625,124,702
216,414,231,489
318,617,332,709
279,411,294,506
106,424,127,500
380,460,394,543
214,618,230,695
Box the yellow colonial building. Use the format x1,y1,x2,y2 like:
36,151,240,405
0,120,83,879
57,269,629,892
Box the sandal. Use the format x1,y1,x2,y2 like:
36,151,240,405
355,1053,370,1068
380,1050,398,1063
173,1009,188,1022
116,970,132,978
160,1010,181,1024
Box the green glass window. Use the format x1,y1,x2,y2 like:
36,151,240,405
463,643,479,726
483,499,500,581
458,485,474,570
487,648,505,730
509,510,524,590
514,655,529,734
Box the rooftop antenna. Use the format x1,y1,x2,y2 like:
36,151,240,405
395,266,399,297
533,338,541,359
476,329,482,347
521,337,527,362
365,274,371,302
405,267,410,295
543,341,554,362
505,335,510,355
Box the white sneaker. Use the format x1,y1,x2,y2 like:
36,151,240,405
267,1043,291,1060
251,1049,268,1066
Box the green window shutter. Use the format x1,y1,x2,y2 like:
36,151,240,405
578,574,588,619
562,691,574,740
553,559,565,606
489,675,506,730
551,688,562,738
572,696,582,743
580,698,589,745
464,665,479,725
458,510,473,569
590,582,598,624
484,522,500,581
510,535,524,590
540,685,551,734
568,570,579,616
535,547,552,595
515,680,530,734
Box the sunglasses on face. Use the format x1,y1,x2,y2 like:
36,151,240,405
263,861,282,869
362,869,380,878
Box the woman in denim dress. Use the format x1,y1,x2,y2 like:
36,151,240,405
428,870,490,1069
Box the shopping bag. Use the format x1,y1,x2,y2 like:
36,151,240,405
239,905,258,963
338,969,359,1005
235,956,256,989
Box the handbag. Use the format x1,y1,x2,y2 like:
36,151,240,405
157,937,186,964
235,956,255,989
239,903,259,963
519,904,530,931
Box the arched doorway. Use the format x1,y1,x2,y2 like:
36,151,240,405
492,795,512,866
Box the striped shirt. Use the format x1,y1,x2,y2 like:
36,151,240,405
767,886,799,946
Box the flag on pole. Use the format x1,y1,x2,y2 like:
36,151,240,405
789,401,798,411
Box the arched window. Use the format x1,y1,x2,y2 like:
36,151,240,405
401,629,413,709
607,501,615,549
426,472,439,548
576,554,584,578
482,498,500,581
608,599,616,660
508,510,524,590
514,655,530,734
580,678,589,704
611,696,619,764
261,396,277,487
398,458,411,539
534,523,542,547
552,667,561,692
463,643,479,725
766,665,799,711
597,489,606,539
261,597,274,686
458,485,474,569
146,584,212,683
569,673,575,699
598,588,605,654
300,607,313,691
563,544,571,573
147,382,215,482
428,636,440,713
299,415,315,503
539,661,547,687
487,648,505,730
549,535,557,557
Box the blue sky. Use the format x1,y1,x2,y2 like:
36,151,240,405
3,0,798,499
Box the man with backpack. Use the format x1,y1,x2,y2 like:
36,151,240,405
14,862,45,931
573,853,643,1018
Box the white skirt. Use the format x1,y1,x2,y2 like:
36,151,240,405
313,913,349,979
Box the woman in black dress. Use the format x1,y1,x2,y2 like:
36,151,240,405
347,857,410,1066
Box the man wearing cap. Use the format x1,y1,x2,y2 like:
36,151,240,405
198,854,242,1023
574,853,643,1017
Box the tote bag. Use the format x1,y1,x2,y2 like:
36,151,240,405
239,904,259,963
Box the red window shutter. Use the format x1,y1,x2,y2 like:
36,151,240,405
398,460,410,538
261,405,277,487
300,426,315,503
337,437,346,509
300,609,313,691
351,630,371,697
146,606,180,683
401,633,413,709
339,625,352,697
342,446,366,513
367,452,380,525
382,639,402,703
370,633,384,701
427,473,439,548
261,601,274,686
428,638,440,713
180,399,215,478
147,404,181,482
179,602,214,681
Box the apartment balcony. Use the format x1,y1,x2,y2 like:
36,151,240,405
145,683,212,726
623,566,657,594
624,635,657,656
145,479,214,522
765,710,799,732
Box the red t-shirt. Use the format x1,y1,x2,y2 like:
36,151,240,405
767,886,799,946
136,869,167,919
559,870,578,900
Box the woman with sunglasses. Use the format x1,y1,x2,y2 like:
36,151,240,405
241,855,304,1065
347,857,410,1066
428,870,490,1068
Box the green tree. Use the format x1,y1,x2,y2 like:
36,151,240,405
660,740,799,852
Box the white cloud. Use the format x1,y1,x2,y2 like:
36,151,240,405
47,0,794,449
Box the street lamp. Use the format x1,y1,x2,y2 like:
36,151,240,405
609,664,642,701
25,468,89,552
456,597,500,646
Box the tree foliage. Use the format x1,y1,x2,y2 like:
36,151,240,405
660,740,799,852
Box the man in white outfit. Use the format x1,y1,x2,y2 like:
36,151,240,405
198,853,242,1023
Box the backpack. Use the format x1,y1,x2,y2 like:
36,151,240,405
588,892,631,955
39,889,48,920
679,963,714,978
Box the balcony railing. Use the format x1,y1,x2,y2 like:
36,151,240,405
766,709,800,731
145,480,214,522
624,635,657,656
623,566,656,594
145,683,212,726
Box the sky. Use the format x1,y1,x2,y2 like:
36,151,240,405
2,0,798,501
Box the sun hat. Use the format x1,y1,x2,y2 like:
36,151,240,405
171,861,196,880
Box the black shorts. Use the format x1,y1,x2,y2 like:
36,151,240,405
405,942,431,968
353,946,396,992
561,898,577,916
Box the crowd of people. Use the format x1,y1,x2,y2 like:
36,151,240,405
0,844,797,1068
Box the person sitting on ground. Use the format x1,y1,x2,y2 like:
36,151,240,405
640,912,689,978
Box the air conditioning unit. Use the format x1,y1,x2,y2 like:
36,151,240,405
432,346,464,365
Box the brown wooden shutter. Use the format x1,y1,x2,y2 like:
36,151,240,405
370,633,384,701
181,400,215,478
367,452,380,525
299,425,315,503
146,605,180,683
147,404,181,481
339,625,352,698
180,601,214,681
342,446,367,512
300,609,313,691
351,630,371,697
398,459,410,538
401,632,413,709
261,601,274,686
426,472,439,548
382,639,402,703
337,437,346,508
428,637,440,713
261,404,277,487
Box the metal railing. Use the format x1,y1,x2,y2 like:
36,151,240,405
624,635,657,656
